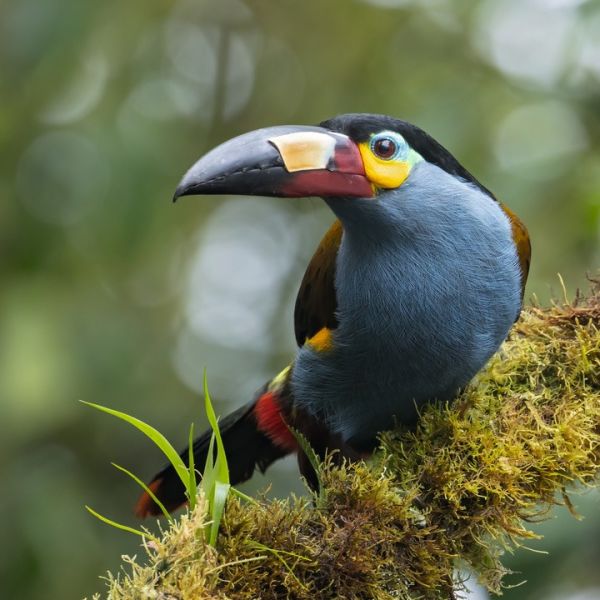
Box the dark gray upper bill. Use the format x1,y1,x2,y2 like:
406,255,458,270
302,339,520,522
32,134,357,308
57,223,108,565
173,125,333,201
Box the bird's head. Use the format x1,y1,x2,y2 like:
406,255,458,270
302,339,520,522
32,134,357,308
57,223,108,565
174,113,495,230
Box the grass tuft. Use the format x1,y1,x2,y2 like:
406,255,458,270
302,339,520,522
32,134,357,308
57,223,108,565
83,375,231,547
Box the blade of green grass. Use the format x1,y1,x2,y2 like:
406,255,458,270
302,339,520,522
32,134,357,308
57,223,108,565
200,433,216,497
290,427,322,492
80,400,189,492
196,429,215,544
230,487,259,505
203,371,230,485
187,422,197,511
85,506,158,542
208,481,231,546
200,371,231,546
111,462,173,522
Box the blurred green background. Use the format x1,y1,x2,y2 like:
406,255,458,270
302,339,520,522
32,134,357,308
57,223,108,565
1,0,600,598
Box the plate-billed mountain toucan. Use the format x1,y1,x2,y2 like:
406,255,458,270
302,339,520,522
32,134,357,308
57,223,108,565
135,113,531,517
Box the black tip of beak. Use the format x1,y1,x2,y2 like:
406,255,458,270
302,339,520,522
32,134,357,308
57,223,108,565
172,180,202,203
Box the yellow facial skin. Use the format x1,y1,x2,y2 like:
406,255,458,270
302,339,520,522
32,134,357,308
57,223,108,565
358,142,411,189
357,133,423,191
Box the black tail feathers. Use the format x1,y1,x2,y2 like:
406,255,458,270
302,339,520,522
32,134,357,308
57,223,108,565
134,401,288,517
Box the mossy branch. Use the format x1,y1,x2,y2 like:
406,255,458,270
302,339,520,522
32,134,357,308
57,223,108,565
91,280,600,600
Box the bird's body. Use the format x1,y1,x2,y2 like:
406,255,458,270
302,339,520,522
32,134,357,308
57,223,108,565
293,161,521,447
135,113,530,517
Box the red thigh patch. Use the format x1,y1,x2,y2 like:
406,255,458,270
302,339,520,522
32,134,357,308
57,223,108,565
254,392,298,452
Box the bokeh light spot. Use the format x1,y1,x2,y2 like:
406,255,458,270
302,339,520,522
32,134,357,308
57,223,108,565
359,0,413,8
493,101,588,177
223,33,258,119
184,198,299,349
165,23,217,85
39,53,108,125
474,0,577,88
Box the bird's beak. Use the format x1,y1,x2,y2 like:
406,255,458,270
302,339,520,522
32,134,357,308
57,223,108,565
173,125,374,201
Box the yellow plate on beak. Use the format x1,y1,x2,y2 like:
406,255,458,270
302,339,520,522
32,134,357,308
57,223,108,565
269,131,337,173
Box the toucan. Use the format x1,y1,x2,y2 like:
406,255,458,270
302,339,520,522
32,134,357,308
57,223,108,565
135,113,531,517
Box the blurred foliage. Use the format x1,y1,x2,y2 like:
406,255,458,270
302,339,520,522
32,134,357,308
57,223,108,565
0,0,599,599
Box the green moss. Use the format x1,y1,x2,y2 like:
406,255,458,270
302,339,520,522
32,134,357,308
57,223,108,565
90,283,600,600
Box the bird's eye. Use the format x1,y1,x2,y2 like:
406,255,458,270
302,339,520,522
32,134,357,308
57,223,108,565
372,137,397,159
360,131,418,189
370,132,407,161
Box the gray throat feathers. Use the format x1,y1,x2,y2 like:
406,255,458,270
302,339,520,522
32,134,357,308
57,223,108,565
290,162,522,446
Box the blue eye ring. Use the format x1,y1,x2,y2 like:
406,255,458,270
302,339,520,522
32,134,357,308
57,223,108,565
370,132,407,161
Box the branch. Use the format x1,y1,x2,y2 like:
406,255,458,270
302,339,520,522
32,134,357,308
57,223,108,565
89,280,600,600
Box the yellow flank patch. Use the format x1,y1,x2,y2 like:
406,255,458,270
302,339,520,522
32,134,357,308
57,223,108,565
358,142,411,189
307,327,334,352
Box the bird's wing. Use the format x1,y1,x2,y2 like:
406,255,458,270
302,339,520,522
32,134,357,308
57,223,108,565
294,219,342,346
501,204,531,300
